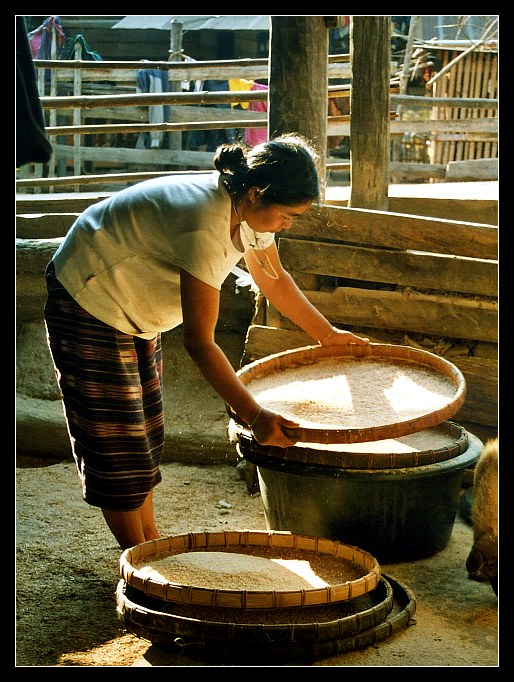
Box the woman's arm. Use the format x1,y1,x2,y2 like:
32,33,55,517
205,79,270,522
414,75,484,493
244,241,369,346
179,269,299,446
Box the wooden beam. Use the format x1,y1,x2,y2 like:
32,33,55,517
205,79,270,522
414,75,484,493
327,118,498,137
51,143,214,168
268,16,329,187
16,213,79,238
349,16,391,210
278,238,497,297
270,287,497,343
40,90,269,110
291,204,497,260
45,118,266,137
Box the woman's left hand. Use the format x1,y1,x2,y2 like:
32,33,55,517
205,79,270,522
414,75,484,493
320,328,370,346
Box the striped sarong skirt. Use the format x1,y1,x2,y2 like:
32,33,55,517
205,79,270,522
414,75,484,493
44,262,164,511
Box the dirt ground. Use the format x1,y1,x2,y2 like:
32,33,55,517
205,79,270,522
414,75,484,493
16,450,499,668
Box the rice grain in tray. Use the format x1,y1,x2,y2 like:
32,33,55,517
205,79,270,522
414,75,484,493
137,546,364,592
120,531,381,608
248,358,456,429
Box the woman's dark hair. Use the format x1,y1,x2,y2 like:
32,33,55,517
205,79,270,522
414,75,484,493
214,133,321,206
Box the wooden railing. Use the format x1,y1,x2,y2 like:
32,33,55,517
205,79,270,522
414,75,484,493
16,55,498,192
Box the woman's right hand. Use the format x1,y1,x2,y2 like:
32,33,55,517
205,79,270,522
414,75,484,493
250,407,299,448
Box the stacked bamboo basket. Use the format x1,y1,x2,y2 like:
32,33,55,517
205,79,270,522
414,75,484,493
229,343,467,444
116,529,416,663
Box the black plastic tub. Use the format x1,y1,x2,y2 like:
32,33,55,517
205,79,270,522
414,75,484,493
239,432,482,562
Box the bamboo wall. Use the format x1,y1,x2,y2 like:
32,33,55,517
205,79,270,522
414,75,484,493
431,48,498,164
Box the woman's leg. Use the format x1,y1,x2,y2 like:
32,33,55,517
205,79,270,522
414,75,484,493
139,490,160,541
102,491,160,550
101,507,147,550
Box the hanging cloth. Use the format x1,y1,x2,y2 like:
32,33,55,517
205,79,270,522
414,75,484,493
16,16,53,167
245,82,268,147
28,16,65,59
136,63,170,149
229,79,254,109
61,34,102,61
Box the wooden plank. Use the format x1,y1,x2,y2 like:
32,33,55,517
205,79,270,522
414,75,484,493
268,287,497,343
387,162,446,180
326,117,498,137
41,60,352,83
47,117,266,137
327,196,498,227
41,90,270,110
16,213,79,238
451,356,498,427
278,238,498,297
243,325,311,362
52,65,271,83
165,105,266,122
291,204,497,259
17,170,207,191
82,106,148,122
16,193,112,214
52,143,214,168
446,158,498,182
243,325,499,361
82,104,266,123
390,95,498,110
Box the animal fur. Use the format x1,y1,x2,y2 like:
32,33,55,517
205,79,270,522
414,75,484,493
466,438,498,596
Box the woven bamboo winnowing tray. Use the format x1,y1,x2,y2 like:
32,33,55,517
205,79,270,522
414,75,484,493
119,530,381,609
234,420,469,469
229,343,466,445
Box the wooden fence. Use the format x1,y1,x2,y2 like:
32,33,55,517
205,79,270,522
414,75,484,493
16,52,498,192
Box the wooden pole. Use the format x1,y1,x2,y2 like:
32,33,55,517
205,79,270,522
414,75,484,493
398,16,419,97
167,20,183,155
349,16,391,210
72,40,83,186
48,23,58,183
268,16,329,198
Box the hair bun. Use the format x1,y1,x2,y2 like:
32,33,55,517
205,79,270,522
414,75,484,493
213,144,247,173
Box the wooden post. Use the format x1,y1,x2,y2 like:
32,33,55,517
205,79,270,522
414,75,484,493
268,16,329,198
168,20,183,156
72,40,83,187
349,16,391,210
48,23,58,184
398,16,419,98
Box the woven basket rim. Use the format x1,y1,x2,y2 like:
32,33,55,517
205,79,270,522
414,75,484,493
117,575,393,631
229,343,466,445
119,530,381,609
234,420,469,470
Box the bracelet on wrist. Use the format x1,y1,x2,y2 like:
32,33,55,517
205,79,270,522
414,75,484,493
319,327,337,345
249,407,263,428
